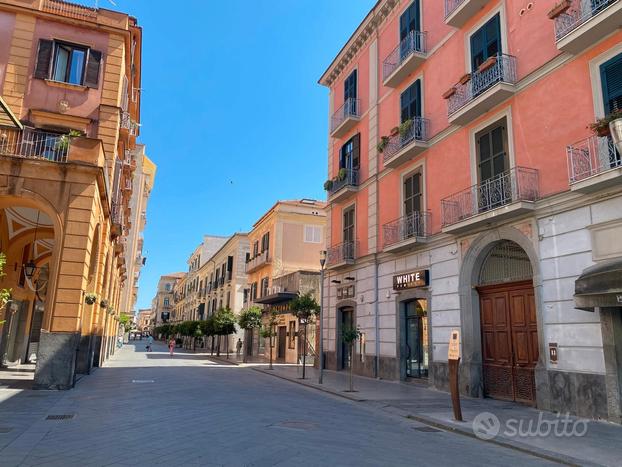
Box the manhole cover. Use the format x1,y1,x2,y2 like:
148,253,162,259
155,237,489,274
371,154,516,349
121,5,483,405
45,414,74,421
270,421,317,431
0,427,13,433
413,426,442,433
132,380,154,383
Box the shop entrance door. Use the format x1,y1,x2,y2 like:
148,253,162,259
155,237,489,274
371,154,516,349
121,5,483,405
404,300,429,378
339,308,354,370
479,281,538,405
277,326,287,360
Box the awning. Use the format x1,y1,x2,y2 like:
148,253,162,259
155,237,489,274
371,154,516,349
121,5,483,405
0,96,23,129
574,258,622,311
254,292,297,305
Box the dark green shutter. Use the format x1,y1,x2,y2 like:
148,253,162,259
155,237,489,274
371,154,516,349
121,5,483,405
352,133,360,169
84,49,102,88
34,39,53,80
601,54,622,113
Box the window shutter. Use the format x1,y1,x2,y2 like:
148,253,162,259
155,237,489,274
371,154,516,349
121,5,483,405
601,55,622,113
84,49,102,88
34,39,53,80
352,133,360,169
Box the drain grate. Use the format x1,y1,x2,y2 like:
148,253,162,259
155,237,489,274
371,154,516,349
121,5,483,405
0,427,13,433
45,414,74,421
413,426,442,433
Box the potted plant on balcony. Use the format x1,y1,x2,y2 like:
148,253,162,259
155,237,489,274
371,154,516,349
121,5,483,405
547,0,572,19
588,110,622,137
458,73,471,85
55,129,83,152
84,292,98,305
390,126,400,137
399,119,413,138
376,136,390,153
323,179,334,191
478,55,497,73
100,299,108,309
442,86,457,99
337,168,348,181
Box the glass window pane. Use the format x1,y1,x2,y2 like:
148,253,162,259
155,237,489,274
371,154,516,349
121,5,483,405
53,46,70,82
478,133,491,162
69,49,85,85
492,126,505,155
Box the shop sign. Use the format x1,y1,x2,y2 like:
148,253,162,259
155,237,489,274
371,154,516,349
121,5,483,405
448,329,460,360
337,285,355,300
392,270,429,290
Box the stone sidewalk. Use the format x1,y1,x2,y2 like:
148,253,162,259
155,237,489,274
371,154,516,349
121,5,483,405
254,364,622,467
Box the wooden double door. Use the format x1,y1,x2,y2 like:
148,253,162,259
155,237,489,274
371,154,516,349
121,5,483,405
479,281,539,405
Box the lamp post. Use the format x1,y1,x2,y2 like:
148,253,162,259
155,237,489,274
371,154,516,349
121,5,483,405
319,250,326,384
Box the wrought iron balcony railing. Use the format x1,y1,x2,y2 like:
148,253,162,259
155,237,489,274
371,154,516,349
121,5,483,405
441,167,539,227
383,211,431,248
42,0,97,22
383,117,429,163
328,169,359,196
444,0,467,18
327,241,358,266
447,54,517,116
330,98,361,134
0,128,70,162
245,249,271,272
111,201,123,225
382,30,427,81
554,0,617,40
567,135,621,183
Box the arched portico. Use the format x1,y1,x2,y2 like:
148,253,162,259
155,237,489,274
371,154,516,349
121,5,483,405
458,225,549,407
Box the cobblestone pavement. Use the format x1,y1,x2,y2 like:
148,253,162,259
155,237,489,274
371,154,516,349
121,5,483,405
0,342,559,466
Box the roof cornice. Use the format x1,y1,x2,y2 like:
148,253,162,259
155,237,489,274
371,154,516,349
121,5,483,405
318,0,398,88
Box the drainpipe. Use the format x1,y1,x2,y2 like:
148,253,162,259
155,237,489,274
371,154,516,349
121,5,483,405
374,256,379,379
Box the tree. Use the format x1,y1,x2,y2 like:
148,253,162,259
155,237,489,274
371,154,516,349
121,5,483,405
119,314,132,333
260,310,278,370
0,253,11,325
238,306,262,363
200,316,216,355
290,292,320,379
341,326,362,392
213,308,236,358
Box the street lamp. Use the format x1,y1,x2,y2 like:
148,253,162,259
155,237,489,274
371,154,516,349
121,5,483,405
319,249,326,384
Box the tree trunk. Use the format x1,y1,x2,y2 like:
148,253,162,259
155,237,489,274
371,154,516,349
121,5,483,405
349,342,354,392
217,335,221,356
226,335,229,360
210,336,214,355
243,330,249,363
302,323,307,379
268,330,273,370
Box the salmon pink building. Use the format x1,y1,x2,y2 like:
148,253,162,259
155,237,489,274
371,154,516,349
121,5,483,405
319,0,622,422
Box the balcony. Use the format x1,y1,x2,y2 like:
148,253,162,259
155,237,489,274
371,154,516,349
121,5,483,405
444,0,490,28
327,169,359,203
330,98,361,138
0,127,69,162
566,135,622,192
245,249,271,273
382,117,429,168
383,211,431,253
382,31,427,88
441,167,539,234
447,54,517,126
327,241,358,270
554,0,622,54
41,0,97,22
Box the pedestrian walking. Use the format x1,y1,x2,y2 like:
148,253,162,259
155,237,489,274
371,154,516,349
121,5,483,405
146,335,153,352
168,338,175,357
236,338,243,358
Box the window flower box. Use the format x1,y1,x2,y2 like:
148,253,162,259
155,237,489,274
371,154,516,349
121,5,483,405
478,56,497,73
547,0,571,20
443,87,457,99
458,73,471,85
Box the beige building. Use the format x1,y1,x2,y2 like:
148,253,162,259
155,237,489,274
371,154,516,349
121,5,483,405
199,232,249,352
151,272,184,328
244,199,326,363
136,308,152,333
0,0,143,388
119,145,155,318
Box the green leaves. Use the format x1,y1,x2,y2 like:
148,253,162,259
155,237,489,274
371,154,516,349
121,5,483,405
341,326,362,344
238,306,262,330
213,308,237,336
290,292,320,321
0,253,11,312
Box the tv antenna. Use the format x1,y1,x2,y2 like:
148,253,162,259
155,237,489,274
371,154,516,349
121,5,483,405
94,0,118,8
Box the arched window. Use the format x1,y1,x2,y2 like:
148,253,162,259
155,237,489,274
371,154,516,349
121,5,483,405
479,240,532,286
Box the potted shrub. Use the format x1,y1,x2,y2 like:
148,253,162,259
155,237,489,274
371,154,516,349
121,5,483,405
547,0,571,19
588,110,622,137
478,55,497,73
442,87,457,99
100,299,108,308
399,119,413,138
323,179,334,191
337,168,348,181
84,293,98,305
459,73,471,85
377,136,390,153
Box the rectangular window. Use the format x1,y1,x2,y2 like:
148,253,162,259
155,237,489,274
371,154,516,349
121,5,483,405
339,133,360,170
261,232,270,253
261,277,269,297
404,172,421,216
400,80,422,123
227,256,234,280
343,206,355,244
288,321,296,349
400,1,420,41
476,119,508,183
163,298,170,307
470,14,501,71
600,53,622,113
344,69,357,101
34,40,102,87
253,241,259,257
226,292,230,309
304,225,322,243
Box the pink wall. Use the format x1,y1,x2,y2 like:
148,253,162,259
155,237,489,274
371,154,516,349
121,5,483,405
0,11,16,91
22,18,110,134
327,0,622,246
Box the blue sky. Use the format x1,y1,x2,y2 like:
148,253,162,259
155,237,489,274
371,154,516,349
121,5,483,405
120,0,376,310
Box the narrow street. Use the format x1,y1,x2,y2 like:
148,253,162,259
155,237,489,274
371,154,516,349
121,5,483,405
0,342,558,467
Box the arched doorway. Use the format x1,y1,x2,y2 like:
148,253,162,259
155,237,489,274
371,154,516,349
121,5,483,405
0,206,57,369
476,240,539,405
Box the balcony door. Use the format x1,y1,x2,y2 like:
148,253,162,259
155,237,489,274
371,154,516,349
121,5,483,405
400,80,421,124
400,1,421,57
339,134,360,171
470,14,501,72
344,69,357,116
600,53,622,168
476,121,509,211
403,172,421,237
343,206,355,259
